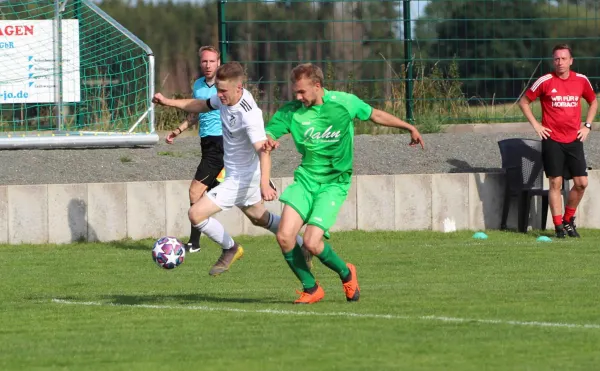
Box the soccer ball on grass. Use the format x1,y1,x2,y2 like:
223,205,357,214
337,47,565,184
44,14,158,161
152,236,185,269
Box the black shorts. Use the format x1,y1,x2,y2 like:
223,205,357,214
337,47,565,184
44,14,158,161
542,138,587,179
194,135,224,188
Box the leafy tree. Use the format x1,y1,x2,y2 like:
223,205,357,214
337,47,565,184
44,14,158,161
540,3,600,90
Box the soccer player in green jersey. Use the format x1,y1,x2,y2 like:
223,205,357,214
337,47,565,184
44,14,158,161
265,63,424,304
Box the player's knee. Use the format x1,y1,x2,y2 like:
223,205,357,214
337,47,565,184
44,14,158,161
549,177,563,190
242,207,270,228
574,179,588,191
302,241,319,255
301,234,321,255
188,206,204,225
187,207,197,224
276,230,295,250
249,216,265,227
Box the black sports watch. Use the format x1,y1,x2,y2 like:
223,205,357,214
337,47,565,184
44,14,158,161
584,122,592,130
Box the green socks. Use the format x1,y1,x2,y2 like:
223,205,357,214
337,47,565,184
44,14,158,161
283,242,350,288
283,244,316,289
316,242,349,280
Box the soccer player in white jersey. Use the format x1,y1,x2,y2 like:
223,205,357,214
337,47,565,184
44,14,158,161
153,62,302,276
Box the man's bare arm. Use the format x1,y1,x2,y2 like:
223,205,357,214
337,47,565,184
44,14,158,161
152,93,211,113
519,95,551,140
585,98,598,125
253,140,277,201
369,108,424,149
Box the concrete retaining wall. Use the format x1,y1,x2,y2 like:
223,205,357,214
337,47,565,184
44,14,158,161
2,171,599,244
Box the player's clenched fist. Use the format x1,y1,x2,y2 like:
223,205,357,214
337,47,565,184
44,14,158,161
263,135,280,152
152,93,168,105
261,182,277,201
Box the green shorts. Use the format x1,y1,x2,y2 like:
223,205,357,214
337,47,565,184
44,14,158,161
280,169,350,233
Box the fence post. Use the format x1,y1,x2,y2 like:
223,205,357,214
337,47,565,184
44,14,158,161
403,0,414,122
218,0,227,63
53,0,64,131
74,0,83,130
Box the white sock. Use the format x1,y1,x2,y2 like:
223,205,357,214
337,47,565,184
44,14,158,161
193,218,235,250
265,212,303,247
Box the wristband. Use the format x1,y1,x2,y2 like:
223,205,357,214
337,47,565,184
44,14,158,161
174,128,182,135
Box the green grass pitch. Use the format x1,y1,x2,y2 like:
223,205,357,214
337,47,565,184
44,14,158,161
2,230,600,370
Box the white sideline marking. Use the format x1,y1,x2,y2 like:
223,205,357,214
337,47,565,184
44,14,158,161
51,298,600,330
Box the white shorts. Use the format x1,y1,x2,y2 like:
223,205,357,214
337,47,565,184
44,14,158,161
206,170,262,211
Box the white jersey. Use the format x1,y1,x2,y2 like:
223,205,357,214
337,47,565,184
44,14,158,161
207,89,266,175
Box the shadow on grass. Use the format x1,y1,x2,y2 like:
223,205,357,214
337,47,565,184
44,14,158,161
110,239,156,251
103,293,287,305
494,228,556,238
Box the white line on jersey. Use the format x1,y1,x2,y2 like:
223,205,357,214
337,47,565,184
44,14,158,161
530,74,552,92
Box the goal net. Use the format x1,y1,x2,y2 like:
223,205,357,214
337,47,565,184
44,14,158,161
0,0,158,148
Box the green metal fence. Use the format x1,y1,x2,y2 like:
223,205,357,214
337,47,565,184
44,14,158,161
218,0,600,130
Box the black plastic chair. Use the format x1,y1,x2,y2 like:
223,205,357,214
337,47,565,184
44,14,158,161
498,138,569,233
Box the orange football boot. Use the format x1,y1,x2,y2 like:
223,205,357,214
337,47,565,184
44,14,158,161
294,284,325,304
342,263,360,302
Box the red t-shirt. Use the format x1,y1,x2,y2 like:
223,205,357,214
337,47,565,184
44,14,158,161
525,71,596,143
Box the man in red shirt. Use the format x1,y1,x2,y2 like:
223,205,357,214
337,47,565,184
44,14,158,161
519,44,597,238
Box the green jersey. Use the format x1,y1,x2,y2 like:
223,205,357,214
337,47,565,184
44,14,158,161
265,89,373,183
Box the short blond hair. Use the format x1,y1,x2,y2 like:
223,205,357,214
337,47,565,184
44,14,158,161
291,63,324,86
216,61,245,82
198,45,220,59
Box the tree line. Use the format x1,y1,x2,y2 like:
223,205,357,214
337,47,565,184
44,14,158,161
93,0,600,102
1,0,598,131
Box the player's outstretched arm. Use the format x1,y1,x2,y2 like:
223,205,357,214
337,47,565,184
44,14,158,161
369,108,425,149
253,140,277,201
264,103,293,151
152,92,210,113
518,96,551,140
